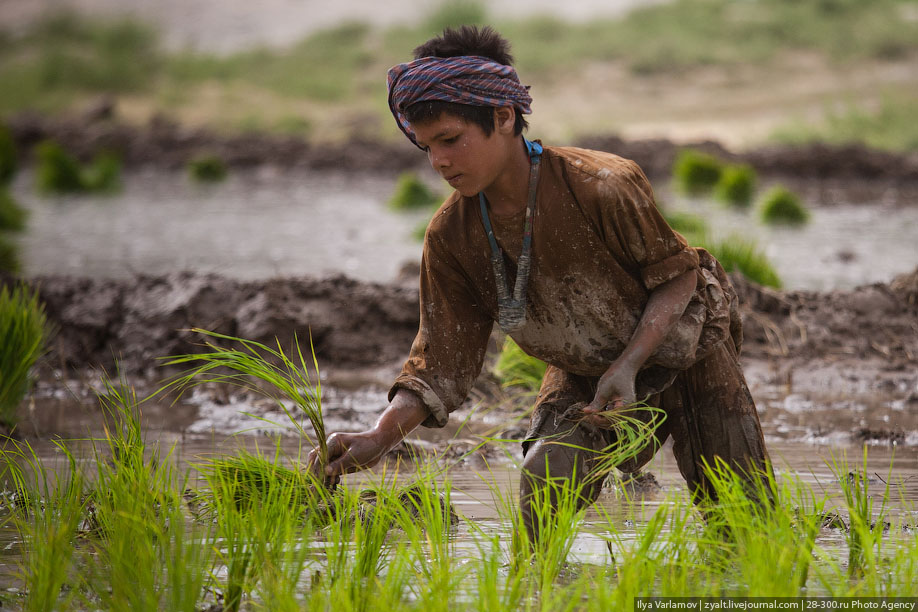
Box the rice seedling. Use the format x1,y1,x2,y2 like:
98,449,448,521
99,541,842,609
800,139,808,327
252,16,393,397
0,234,20,274
34,140,83,194
33,141,122,195
493,336,547,394
0,188,28,232
703,235,783,288
1,438,86,611
0,122,16,185
187,154,228,183
79,151,122,193
714,164,756,209
828,448,892,581
0,284,49,429
672,149,723,196
662,210,708,243
388,172,441,211
759,185,811,226
83,375,214,611
201,445,318,612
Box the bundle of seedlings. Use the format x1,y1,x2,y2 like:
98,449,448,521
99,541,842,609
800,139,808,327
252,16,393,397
161,329,458,532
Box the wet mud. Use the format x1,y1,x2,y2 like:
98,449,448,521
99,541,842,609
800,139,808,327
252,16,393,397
5,267,917,446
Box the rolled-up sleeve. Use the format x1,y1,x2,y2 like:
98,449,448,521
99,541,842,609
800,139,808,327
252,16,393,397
389,228,493,428
597,160,699,289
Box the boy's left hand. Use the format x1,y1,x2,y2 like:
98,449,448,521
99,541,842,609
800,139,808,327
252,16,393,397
582,361,637,427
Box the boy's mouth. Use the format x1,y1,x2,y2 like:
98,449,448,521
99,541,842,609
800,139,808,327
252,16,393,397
445,173,462,186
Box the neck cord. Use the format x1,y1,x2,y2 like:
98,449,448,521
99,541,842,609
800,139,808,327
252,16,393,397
478,139,542,333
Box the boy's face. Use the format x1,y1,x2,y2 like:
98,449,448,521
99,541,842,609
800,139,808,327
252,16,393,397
411,110,515,198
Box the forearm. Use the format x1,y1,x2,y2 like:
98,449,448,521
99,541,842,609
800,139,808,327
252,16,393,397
618,269,697,371
370,388,429,450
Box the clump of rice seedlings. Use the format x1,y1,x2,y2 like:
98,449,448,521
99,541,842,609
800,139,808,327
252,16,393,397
662,210,708,242
191,445,330,523
201,446,315,612
387,172,440,211
35,140,83,194
83,376,214,610
187,154,228,182
1,438,87,611
714,163,756,209
697,458,822,595
0,122,16,185
161,328,328,473
704,235,783,288
80,151,122,193
0,234,22,274
34,140,122,194
0,284,49,429
0,188,28,232
759,185,810,225
493,336,547,394
829,448,891,580
672,149,723,195
571,402,668,489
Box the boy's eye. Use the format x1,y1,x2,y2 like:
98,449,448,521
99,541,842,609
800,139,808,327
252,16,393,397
443,135,459,145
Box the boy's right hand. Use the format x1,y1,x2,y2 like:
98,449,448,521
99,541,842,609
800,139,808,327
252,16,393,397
306,388,430,481
310,430,389,478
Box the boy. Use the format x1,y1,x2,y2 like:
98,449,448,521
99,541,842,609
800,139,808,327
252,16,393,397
310,26,770,536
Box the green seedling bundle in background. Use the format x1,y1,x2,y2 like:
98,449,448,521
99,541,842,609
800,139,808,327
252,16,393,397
35,140,122,194
187,154,228,182
759,185,811,225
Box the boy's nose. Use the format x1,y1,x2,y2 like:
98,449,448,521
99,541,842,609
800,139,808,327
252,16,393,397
428,149,450,171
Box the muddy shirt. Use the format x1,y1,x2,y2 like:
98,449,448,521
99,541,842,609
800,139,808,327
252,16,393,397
391,145,737,428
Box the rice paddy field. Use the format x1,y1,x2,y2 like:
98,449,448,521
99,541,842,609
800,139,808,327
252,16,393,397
2,0,918,608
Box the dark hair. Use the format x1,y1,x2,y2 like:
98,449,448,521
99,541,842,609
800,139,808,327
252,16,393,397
404,25,528,136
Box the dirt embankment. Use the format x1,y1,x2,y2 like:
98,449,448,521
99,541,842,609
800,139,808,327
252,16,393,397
13,268,918,387
7,109,918,204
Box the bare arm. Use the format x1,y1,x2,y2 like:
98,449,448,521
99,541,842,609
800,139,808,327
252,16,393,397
584,269,696,420
307,388,429,478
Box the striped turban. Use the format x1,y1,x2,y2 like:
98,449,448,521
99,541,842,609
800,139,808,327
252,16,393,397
387,55,533,149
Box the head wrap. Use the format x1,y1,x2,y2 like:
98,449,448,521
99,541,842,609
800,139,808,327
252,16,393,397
387,55,532,149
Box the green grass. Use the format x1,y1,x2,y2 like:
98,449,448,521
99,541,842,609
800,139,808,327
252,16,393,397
0,285,49,428
2,3,917,150
759,185,811,226
187,154,228,183
772,95,918,153
388,172,441,211
0,189,28,232
0,13,159,114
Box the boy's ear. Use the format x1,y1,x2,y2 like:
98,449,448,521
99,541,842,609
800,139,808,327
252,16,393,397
494,106,516,134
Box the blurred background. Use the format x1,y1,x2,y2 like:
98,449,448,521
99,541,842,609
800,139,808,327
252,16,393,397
0,0,916,288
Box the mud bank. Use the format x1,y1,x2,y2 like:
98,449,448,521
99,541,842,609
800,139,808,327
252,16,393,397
11,267,917,384
7,110,918,203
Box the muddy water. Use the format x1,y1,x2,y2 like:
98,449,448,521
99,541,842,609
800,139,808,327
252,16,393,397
13,169,431,284
659,189,918,291
11,170,918,290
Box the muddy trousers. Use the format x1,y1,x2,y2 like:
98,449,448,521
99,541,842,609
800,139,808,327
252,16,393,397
519,339,772,542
